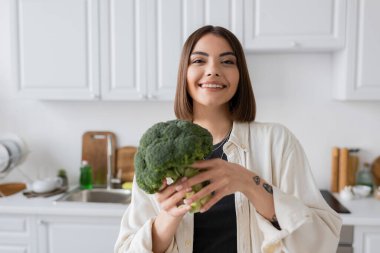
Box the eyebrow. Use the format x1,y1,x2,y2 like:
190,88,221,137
191,51,236,57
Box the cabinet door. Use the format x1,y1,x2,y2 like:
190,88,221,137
10,0,100,100
333,0,380,100
37,215,120,253
244,0,346,51
145,0,243,101
99,0,146,100
354,225,380,253
0,214,37,253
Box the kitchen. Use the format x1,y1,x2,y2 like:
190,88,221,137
1,0,380,253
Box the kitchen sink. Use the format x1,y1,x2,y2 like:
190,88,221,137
56,188,131,204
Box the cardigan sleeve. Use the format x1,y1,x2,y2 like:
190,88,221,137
254,130,342,253
114,178,179,253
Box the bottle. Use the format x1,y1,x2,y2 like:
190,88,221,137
57,168,68,188
356,162,374,191
80,160,93,189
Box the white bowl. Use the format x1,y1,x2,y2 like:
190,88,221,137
352,185,372,198
32,177,62,193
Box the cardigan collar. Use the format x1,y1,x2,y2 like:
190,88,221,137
224,121,251,153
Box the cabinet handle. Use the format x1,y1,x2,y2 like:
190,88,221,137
91,93,100,99
147,94,157,100
37,219,47,225
291,41,301,48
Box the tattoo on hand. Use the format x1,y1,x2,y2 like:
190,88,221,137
263,183,273,194
253,176,260,185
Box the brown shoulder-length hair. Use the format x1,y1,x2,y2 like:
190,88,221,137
174,25,256,122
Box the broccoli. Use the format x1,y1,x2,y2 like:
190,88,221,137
135,119,213,213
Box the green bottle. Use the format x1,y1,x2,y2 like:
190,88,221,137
80,160,93,189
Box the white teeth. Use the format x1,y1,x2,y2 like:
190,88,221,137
200,84,224,88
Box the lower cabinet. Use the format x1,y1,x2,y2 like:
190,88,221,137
0,214,37,253
354,225,380,253
37,215,121,253
0,213,121,253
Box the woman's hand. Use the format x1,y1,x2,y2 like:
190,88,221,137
152,177,193,253
177,159,252,212
155,177,192,217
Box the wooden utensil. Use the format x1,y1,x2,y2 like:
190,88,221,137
331,147,340,192
116,146,137,182
82,131,116,187
0,182,26,197
372,156,380,186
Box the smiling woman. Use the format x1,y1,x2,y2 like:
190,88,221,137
114,26,342,253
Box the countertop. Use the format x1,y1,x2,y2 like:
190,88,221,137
333,193,380,226
1,189,380,226
0,189,127,217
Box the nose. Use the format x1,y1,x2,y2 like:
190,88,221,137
206,61,220,77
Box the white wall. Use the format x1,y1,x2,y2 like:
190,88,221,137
1,0,380,189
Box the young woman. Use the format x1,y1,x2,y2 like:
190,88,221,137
115,26,342,253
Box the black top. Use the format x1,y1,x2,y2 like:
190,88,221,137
193,137,237,253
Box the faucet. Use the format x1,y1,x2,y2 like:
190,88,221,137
106,135,113,190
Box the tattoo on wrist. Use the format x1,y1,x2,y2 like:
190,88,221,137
253,176,260,185
271,215,281,230
263,183,273,194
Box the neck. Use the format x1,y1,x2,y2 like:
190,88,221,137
192,103,233,144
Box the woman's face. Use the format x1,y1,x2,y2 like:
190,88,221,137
187,33,239,109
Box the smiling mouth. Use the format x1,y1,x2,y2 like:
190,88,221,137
198,83,227,89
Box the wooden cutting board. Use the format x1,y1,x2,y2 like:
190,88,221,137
116,146,137,182
82,131,116,187
372,156,380,186
0,183,26,197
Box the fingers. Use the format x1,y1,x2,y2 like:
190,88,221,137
199,191,225,212
184,178,225,205
156,177,188,202
160,188,189,211
192,158,221,169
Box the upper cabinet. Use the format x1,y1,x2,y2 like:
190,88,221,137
244,0,347,52
144,0,243,101
11,0,101,100
333,0,380,100
11,0,350,100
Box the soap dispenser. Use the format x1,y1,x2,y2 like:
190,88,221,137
356,162,374,191
80,160,93,189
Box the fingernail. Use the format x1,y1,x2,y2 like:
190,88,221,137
200,208,206,213
185,205,191,211
184,199,193,205
186,187,192,192
175,185,183,191
181,177,187,182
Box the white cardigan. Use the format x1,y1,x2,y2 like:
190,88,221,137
114,122,342,253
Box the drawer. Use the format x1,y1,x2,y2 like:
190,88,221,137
0,215,29,236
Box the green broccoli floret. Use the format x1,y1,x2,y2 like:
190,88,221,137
135,119,213,213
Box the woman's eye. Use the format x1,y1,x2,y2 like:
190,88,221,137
222,60,235,65
191,59,204,64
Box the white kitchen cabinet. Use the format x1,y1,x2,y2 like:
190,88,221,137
354,225,380,253
333,0,380,100
99,0,146,100
144,0,243,100
11,0,351,100
243,0,347,52
0,213,121,253
0,214,37,253
10,0,101,100
36,215,120,253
